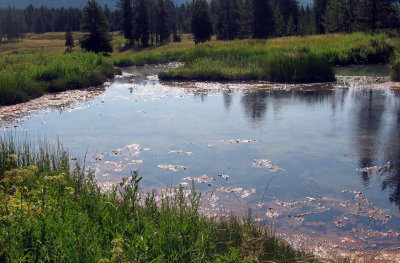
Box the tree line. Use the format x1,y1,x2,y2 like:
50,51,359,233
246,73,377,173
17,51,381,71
1,0,399,46
207,0,399,41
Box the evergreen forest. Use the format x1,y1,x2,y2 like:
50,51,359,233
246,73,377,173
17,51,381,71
0,0,399,44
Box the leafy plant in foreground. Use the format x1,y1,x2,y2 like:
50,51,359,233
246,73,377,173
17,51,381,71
0,135,313,262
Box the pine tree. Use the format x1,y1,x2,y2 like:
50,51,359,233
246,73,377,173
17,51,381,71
237,0,254,39
286,15,296,36
323,0,340,33
165,0,177,40
118,0,134,45
356,0,399,31
190,0,213,44
272,3,285,36
253,0,273,39
80,0,113,53
34,16,46,34
176,3,190,34
313,0,328,34
324,0,354,33
156,0,169,44
135,0,150,47
211,0,240,40
1,9,26,41
65,24,74,51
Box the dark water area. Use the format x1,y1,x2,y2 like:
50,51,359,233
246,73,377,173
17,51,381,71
1,64,400,258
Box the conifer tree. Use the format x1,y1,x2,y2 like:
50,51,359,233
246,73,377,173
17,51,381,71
118,0,134,45
34,16,46,34
212,0,240,40
165,0,177,40
156,0,169,44
237,0,254,39
0,8,26,41
253,0,273,38
323,0,340,33
356,0,399,31
190,0,213,44
135,0,150,47
313,0,328,34
65,24,74,51
80,0,113,53
286,15,297,36
272,3,285,36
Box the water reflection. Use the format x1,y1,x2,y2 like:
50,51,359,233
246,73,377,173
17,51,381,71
382,99,400,209
241,89,268,122
349,88,400,210
353,90,386,187
222,90,233,111
239,87,349,124
1,65,400,258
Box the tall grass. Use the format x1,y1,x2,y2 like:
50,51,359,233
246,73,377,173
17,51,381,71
0,33,396,106
159,45,335,83
115,33,394,83
0,135,314,262
0,50,116,106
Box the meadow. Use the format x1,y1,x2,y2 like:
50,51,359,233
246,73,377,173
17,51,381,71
0,32,397,106
0,50,116,105
0,136,314,262
116,33,395,83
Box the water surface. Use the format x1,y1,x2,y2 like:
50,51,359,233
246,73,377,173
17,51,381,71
1,64,400,259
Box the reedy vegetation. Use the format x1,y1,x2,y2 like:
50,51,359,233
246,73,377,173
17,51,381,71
0,50,116,105
117,33,395,83
0,32,397,106
0,136,313,262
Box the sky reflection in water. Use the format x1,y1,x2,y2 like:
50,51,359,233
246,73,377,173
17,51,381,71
1,65,400,257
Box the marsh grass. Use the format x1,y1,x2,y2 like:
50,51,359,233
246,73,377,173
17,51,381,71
391,59,400,81
0,51,116,105
115,33,394,83
0,135,314,262
0,32,396,105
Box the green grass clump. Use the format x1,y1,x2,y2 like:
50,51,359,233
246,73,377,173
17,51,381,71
391,58,400,81
0,136,314,262
114,33,394,83
113,50,187,67
159,45,335,83
0,51,117,106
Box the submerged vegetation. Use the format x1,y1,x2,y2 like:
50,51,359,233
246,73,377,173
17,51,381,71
0,136,313,262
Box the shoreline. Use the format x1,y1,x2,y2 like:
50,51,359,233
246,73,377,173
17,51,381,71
1,70,399,121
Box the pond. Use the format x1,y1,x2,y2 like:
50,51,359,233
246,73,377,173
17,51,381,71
1,64,400,260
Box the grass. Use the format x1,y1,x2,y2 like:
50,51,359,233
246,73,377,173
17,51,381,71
0,135,315,262
158,45,335,83
391,59,400,81
0,32,397,106
0,50,116,106
115,32,394,83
